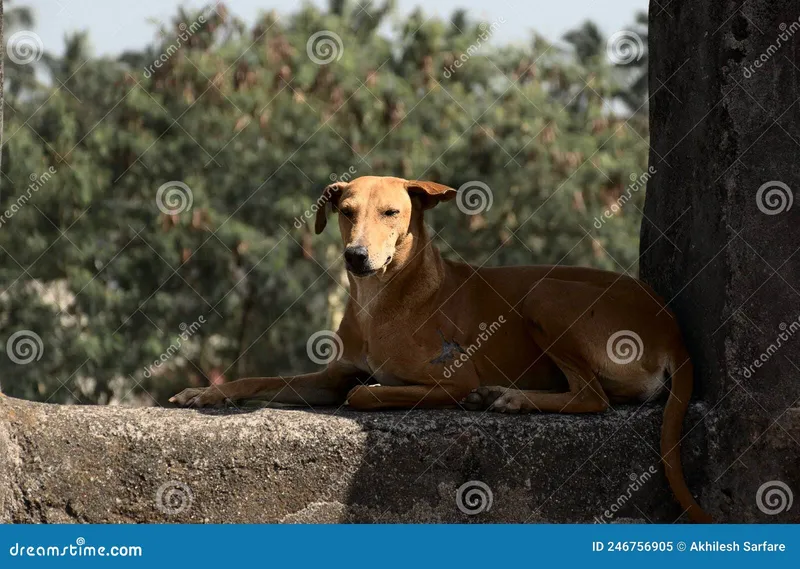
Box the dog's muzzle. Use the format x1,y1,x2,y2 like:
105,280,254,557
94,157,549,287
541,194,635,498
344,245,374,276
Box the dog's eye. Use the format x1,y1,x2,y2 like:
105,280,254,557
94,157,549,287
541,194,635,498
383,209,399,218
339,208,354,218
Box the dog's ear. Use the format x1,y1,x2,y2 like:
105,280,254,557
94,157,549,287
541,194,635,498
405,180,457,210
314,182,347,234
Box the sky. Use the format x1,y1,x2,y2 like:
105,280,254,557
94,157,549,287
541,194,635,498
22,0,647,56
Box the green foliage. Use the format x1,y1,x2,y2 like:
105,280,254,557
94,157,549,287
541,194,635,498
0,1,649,404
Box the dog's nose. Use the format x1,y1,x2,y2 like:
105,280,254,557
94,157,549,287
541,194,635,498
344,246,369,271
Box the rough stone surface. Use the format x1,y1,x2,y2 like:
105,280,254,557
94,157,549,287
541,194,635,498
0,395,708,523
641,0,800,522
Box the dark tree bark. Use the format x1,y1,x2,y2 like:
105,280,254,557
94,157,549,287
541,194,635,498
641,0,800,521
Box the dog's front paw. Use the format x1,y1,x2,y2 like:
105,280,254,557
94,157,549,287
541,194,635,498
345,385,372,410
462,386,524,413
169,387,227,408
169,388,205,406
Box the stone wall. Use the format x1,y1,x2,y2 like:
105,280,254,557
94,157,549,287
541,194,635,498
0,395,706,523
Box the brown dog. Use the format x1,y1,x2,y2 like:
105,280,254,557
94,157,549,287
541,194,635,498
170,175,710,523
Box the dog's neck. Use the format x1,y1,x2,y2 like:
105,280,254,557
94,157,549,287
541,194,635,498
348,218,444,314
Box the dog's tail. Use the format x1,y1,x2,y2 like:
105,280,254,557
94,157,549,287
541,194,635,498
662,347,712,523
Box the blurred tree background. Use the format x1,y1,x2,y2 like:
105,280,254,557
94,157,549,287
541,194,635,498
0,1,650,405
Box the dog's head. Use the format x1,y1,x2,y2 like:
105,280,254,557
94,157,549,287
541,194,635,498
314,176,456,278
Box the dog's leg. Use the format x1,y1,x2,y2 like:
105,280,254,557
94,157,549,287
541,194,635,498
464,354,609,413
467,278,629,414
346,383,472,410
170,362,363,408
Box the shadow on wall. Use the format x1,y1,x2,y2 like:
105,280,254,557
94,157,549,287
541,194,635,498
324,405,707,523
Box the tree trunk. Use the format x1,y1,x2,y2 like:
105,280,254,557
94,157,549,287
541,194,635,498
641,0,800,521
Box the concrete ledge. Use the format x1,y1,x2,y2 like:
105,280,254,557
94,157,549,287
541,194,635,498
0,395,707,523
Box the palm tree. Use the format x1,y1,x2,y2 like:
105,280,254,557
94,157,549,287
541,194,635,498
563,20,604,65
3,0,38,102
617,11,649,113
563,13,649,116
